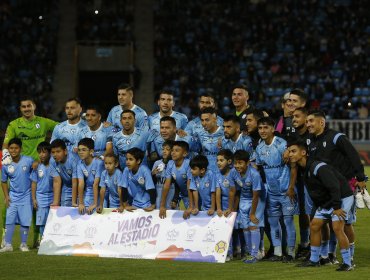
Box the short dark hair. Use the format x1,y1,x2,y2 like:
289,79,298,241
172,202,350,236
78,138,94,150
8,138,22,148
104,153,118,163
217,149,234,161
126,147,144,162
199,92,215,100
257,116,275,127
66,97,82,105
200,107,217,115
294,107,308,115
50,139,66,150
223,115,241,124
289,88,308,103
248,109,265,121
287,138,308,151
117,83,133,92
308,109,326,119
163,140,175,149
19,96,35,104
190,155,209,170
37,141,51,153
85,105,103,115
120,109,136,119
160,116,176,127
232,84,249,93
173,141,189,152
233,150,250,162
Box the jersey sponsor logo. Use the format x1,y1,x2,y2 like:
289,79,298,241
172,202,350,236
38,169,44,178
83,169,89,177
7,165,15,174
138,177,145,185
223,179,230,188
35,123,40,129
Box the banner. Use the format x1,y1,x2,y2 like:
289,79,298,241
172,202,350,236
327,119,370,142
38,207,236,263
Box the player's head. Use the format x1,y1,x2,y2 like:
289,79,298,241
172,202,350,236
189,155,208,177
200,107,218,133
231,84,249,109
257,117,275,141
85,105,102,129
292,107,308,130
8,138,22,159
120,109,136,132
37,141,51,164
281,92,292,116
233,150,250,175
19,96,36,119
157,90,175,114
288,89,308,111
306,109,326,136
104,153,119,174
126,148,144,171
198,93,216,112
50,139,68,163
223,115,241,139
287,139,308,166
171,141,189,162
77,138,94,160
246,109,265,134
162,140,174,161
117,83,134,108
217,149,233,173
160,116,177,140
65,97,82,122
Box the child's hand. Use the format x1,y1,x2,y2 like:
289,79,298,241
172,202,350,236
170,201,177,209
183,208,192,219
125,205,137,212
71,202,78,207
159,207,167,219
50,200,60,207
144,204,155,212
207,208,214,216
250,213,259,225
87,205,96,215
224,208,232,217
33,199,38,210
78,204,85,215
96,206,103,214
216,209,223,217
117,206,124,213
191,208,199,215
32,161,39,170
4,197,11,208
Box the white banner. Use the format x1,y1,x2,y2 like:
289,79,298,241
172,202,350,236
327,119,370,142
38,207,236,263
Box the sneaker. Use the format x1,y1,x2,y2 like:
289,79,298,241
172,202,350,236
296,245,310,260
296,260,320,267
362,189,370,209
320,257,332,265
355,191,365,209
33,239,40,249
0,244,13,253
268,255,283,262
283,255,294,263
351,260,356,268
226,254,233,262
336,263,353,271
19,243,29,252
328,253,339,265
262,247,274,260
256,250,265,260
243,255,258,264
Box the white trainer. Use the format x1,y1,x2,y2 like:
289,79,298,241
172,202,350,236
0,244,13,253
19,243,30,252
257,250,265,260
355,191,365,209
362,189,370,209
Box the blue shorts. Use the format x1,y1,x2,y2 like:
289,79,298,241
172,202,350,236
36,207,50,226
314,196,355,222
61,186,72,207
237,198,265,228
156,186,175,209
108,199,120,209
266,193,298,217
84,193,94,207
6,203,32,226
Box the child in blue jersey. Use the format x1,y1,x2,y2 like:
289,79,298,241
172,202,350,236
30,142,54,246
97,154,122,213
215,149,238,261
152,140,175,209
185,155,216,219
159,141,191,219
0,138,34,252
50,139,78,207
120,148,156,211
76,138,104,215
255,117,297,262
233,150,266,264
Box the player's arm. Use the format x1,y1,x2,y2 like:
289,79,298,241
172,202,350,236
233,189,241,212
31,181,38,210
143,169,156,212
216,187,222,216
86,177,100,214
97,186,106,214
71,178,78,207
121,187,136,212
77,178,86,214
207,191,215,216
1,181,10,208
190,189,199,216
250,190,260,225
225,186,236,217
51,176,61,206
286,163,297,201
117,187,124,213
159,178,172,218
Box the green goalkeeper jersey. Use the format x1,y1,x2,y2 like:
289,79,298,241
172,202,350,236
4,116,58,160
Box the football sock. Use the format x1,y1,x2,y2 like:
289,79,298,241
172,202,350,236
283,216,296,247
300,228,310,247
320,240,329,258
4,224,15,245
40,226,45,238
268,216,282,247
329,230,337,254
349,242,355,260
243,230,251,255
310,246,320,262
250,229,260,257
340,248,351,266
20,226,29,244
274,246,282,257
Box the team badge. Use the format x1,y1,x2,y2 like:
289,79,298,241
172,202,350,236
306,139,311,145
56,167,61,173
35,123,40,129
138,177,145,185
172,173,176,180
114,178,118,185
223,179,230,188
38,169,44,178
237,179,243,187
67,169,72,175
182,174,187,179
83,169,89,177
323,141,326,147
22,166,27,171
196,182,200,187
242,114,247,119
92,169,96,176
7,165,15,174
205,182,210,188
71,128,76,134
92,135,97,141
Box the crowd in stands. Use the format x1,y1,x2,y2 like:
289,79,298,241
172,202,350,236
0,0,59,129
154,0,370,120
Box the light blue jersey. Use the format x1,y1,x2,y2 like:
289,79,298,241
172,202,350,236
185,115,223,137
189,170,217,211
50,154,79,206
30,163,54,207
150,134,194,159
255,136,290,195
51,119,87,156
77,124,113,157
216,168,238,210
107,104,149,132
1,155,34,204
120,165,155,208
152,159,175,208
99,169,122,208
221,134,253,155
112,128,152,169
148,111,188,132
76,158,104,206
164,159,191,198
195,127,224,170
